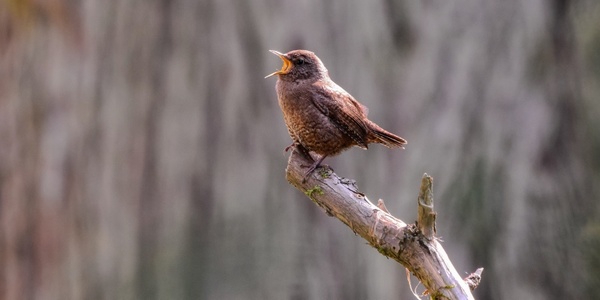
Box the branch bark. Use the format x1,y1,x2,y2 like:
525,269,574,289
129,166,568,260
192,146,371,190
286,149,482,300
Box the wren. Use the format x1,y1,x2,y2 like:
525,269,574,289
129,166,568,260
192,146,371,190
266,50,406,181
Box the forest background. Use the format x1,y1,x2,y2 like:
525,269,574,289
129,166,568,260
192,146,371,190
1,0,599,299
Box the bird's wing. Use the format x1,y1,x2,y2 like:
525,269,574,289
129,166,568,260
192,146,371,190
311,81,370,149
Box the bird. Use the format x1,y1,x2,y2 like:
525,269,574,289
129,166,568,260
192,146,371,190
265,49,406,181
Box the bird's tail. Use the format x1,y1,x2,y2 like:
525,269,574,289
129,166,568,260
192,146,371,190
368,122,407,149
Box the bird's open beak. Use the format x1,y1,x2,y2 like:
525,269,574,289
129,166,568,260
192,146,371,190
265,50,293,78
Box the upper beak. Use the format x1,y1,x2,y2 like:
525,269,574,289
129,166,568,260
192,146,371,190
265,50,292,78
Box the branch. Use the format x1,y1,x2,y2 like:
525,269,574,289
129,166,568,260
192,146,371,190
286,149,482,300
418,175,436,239
464,268,484,291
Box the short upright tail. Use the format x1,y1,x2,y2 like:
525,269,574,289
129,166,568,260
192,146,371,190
368,122,407,149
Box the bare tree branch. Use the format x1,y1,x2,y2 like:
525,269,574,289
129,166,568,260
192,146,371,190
418,174,436,240
285,149,482,299
464,268,484,291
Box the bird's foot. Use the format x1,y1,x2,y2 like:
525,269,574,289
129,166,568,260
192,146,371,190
284,142,296,153
301,155,328,183
301,163,332,172
302,162,319,183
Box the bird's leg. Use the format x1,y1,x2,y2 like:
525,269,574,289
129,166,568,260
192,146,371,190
294,144,314,161
290,144,328,183
302,154,328,183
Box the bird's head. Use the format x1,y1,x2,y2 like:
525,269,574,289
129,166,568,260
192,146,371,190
265,50,328,82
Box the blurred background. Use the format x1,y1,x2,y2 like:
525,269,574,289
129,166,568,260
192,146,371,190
1,0,599,299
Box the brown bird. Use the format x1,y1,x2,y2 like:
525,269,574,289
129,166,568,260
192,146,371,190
266,49,406,180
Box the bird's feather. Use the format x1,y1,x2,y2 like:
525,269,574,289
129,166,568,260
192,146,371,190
311,81,370,149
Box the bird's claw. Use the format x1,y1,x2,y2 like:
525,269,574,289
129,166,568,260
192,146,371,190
284,143,296,153
300,155,328,183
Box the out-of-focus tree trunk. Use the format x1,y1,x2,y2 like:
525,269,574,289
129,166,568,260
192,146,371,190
0,0,598,299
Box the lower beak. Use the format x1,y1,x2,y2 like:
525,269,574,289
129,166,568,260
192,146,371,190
265,50,292,78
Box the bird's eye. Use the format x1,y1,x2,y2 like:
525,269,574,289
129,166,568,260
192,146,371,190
296,58,305,65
